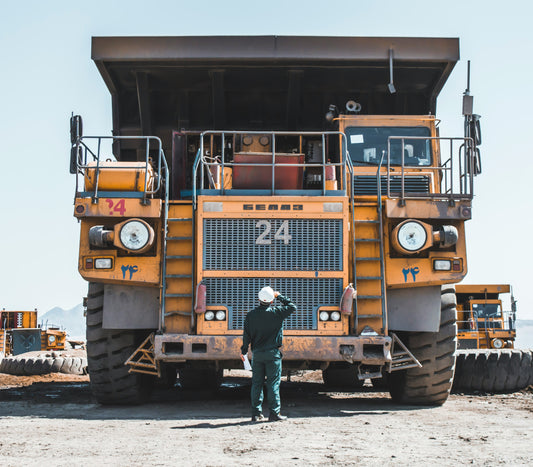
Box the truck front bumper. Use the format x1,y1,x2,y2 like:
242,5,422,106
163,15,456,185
154,334,392,365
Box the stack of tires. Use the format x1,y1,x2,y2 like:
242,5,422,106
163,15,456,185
0,351,88,376
453,349,533,393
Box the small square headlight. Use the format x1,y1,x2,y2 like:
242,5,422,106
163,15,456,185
433,260,451,271
95,258,113,269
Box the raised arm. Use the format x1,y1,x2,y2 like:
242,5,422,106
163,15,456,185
274,292,296,319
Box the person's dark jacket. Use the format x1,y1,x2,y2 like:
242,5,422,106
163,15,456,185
241,295,296,355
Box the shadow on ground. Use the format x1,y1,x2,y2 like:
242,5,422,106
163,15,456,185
0,374,435,421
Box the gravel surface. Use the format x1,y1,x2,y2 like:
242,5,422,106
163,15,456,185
0,371,532,466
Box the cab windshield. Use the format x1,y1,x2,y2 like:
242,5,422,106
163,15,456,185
472,303,502,319
345,126,432,166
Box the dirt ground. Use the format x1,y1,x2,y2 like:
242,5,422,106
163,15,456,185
0,371,532,466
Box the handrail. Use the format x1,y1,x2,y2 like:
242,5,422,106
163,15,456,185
159,150,169,333
345,156,358,334
385,136,475,203
376,150,388,332
74,135,166,202
193,130,350,206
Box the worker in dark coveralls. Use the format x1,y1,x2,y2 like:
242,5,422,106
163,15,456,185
240,286,296,422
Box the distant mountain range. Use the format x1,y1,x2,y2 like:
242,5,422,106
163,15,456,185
40,303,85,339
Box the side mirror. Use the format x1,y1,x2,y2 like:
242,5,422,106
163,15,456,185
473,148,482,175
469,115,482,146
70,145,82,174
70,115,83,145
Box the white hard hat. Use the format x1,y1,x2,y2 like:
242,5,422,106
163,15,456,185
258,286,275,303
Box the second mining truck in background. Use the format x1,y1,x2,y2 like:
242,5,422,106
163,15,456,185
70,36,482,406
453,285,533,393
456,284,516,350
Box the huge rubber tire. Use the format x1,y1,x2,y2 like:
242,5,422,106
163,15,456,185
86,282,154,405
322,363,365,389
179,367,223,390
453,349,533,393
0,355,87,375
388,286,457,406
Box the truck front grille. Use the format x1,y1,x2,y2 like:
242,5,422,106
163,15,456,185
204,277,343,330
354,175,430,195
203,218,342,271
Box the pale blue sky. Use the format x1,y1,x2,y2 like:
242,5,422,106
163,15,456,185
1,0,532,322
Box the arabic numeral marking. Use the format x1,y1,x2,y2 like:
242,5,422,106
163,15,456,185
255,220,271,245
274,220,292,245
255,220,292,245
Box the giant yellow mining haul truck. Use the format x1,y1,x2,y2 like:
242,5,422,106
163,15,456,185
456,284,516,350
453,285,533,393
71,36,482,405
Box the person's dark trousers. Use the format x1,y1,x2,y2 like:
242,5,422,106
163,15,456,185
250,349,282,416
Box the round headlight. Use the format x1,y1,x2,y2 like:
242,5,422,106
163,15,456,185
205,311,215,321
397,221,427,252
330,311,341,321
319,311,330,321
119,220,151,251
215,310,226,321
48,335,56,343
492,338,504,349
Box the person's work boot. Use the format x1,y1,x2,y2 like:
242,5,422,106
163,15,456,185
251,414,266,422
268,412,287,422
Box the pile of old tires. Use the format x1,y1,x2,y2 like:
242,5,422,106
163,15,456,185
0,351,88,376
453,349,533,393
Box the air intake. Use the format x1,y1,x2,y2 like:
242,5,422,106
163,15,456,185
354,175,430,195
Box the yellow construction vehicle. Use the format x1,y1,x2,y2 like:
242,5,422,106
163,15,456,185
71,36,482,405
456,284,516,350
0,310,67,355
453,285,533,393
1,310,38,355
40,325,67,351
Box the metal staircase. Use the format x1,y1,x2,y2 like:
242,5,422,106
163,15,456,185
353,202,387,334
163,202,194,325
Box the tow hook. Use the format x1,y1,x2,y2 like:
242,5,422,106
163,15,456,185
340,345,355,363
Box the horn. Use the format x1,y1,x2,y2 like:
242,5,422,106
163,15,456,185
346,100,361,113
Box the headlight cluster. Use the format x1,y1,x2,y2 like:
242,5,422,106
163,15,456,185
205,310,226,321
396,221,427,252
48,335,56,343
491,338,504,349
391,219,459,255
88,218,155,254
119,220,151,251
319,311,341,322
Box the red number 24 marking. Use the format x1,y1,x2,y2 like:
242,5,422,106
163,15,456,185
105,199,126,216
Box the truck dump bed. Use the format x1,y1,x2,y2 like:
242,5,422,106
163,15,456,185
92,36,459,160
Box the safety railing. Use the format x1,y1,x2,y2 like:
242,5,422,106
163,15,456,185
72,135,168,205
458,311,515,333
385,136,475,204
457,319,479,333
192,130,352,209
